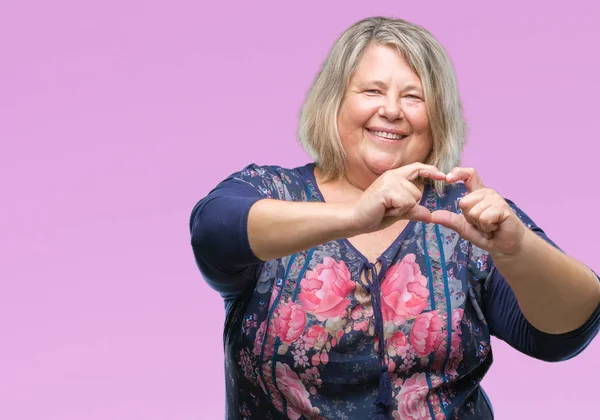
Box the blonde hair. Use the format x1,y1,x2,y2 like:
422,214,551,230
298,16,466,194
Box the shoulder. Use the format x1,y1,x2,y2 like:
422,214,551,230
224,162,316,201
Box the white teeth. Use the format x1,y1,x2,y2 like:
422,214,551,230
372,130,404,140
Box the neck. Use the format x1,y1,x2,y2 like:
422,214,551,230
315,164,425,198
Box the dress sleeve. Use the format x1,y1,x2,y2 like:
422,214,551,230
477,199,600,362
189,164,274,299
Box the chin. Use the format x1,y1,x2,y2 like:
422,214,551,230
365,158,401,175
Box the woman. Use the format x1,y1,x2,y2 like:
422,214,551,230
189,17,600,419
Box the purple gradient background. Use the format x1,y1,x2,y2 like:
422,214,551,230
2,1,599,419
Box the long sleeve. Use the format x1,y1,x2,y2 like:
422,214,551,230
189,169,266,299
483,268,600,362
479,199,600,362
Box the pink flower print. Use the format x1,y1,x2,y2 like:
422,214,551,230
353,319,370,332
411,311,443,358
269,285,280,310
300,366,322,384
351,305,362,320
311,353,321,366
398,358,417,373
298,257,355,321
275,302,307,345
452,308,464,332
381,254,430,325
388,331,410,357
395,372,431,420
303,324,328,351
253,319,274,358
275,362,315,420
449,330,462,359
331,329,344,346
293,349,309,368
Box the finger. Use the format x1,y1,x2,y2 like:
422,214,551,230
386,189,418,212
430,210,490,244
466,200,497,233
402,204,433,223
457,189,491,214
446,167,484,192
479,206,509,231
396,163,447,182
400,178,423,201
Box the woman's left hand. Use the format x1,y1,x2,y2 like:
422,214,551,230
430,167,529,257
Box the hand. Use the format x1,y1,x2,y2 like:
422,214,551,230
350,163,447,235
430,167,528,256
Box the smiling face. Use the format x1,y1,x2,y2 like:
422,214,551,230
337,43,433,188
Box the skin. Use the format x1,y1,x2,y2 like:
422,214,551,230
335,43,433,192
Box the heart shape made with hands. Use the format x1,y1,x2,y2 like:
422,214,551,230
427,167,528,256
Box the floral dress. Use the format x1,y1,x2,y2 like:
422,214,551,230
189,163,600,420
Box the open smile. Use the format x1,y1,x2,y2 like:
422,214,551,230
366,128,408,142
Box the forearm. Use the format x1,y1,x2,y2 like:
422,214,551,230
248,199,355,261
491,229,600,334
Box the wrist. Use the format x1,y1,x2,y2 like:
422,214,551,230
330,202,363,239
489,226,537,265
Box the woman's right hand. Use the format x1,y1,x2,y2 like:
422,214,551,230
348,163,448,234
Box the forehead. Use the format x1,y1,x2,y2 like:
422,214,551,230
351,43,422,88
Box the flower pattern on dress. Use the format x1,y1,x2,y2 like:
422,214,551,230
299,257,356,321
381,254,431,325
217,163,504,419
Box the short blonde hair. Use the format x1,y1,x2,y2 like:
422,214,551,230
298,16,466,194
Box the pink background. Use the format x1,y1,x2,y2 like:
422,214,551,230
2,1,599,419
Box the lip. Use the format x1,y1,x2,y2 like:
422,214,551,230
366,128,408,143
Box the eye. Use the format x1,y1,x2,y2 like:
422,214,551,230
405,94,422,100
365,89,382,94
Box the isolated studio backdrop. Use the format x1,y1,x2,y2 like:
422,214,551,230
1,1,599,419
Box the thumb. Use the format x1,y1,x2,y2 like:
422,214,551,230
402,205,433,224
430,210,466,232
430,210,485,244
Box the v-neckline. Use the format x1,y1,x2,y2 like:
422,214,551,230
303,162,430,265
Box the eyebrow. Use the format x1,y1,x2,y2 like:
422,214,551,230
370,80,388,89
403,83,423,92
365,80,423,92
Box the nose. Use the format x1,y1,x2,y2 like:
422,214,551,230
378,95,403,121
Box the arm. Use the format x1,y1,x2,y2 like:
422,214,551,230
248,163,447,260
190,176,356,291
490,227,600,334
247,199,355,261
432,167,600,360
191,163,447,294
483,262,600,362
190,167,356,296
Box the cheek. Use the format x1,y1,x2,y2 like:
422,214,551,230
338,105,367,147
411,106,430,132
341,98,377,128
